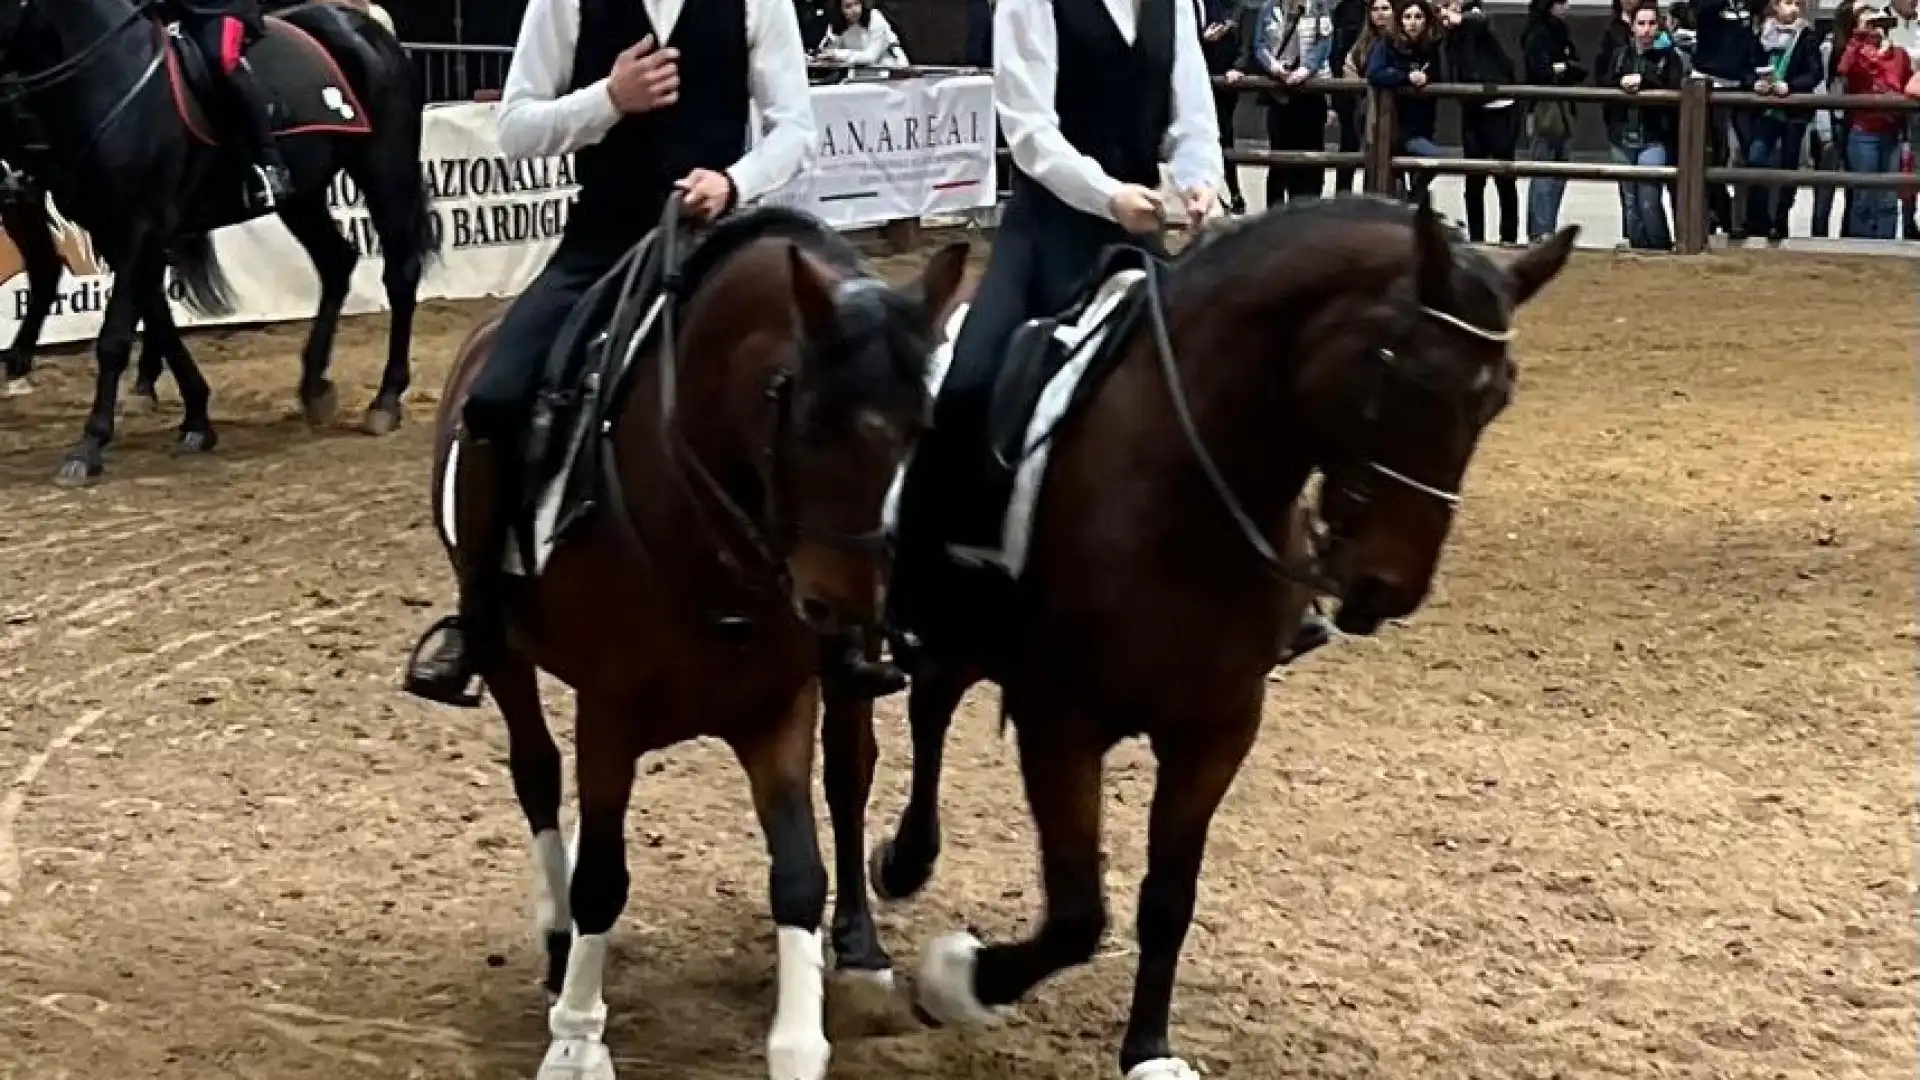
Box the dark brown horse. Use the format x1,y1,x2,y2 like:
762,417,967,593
430,204,966,1080
818,197,1578,1080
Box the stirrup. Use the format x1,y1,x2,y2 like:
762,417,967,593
402,614,485,708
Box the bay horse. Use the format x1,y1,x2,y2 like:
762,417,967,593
0,0,435,485
820,197,1579,1080
431,201,966,1080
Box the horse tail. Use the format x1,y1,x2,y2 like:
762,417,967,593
171,233,236,318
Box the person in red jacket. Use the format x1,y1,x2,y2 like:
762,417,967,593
1839,0,1914,237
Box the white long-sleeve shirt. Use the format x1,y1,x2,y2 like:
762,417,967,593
994,0,1224,223
497,0,817,206
817,10,908,66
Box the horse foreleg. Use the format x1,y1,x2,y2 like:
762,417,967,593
871,657,970,901
1,197,64,388
818,654,898,1014
490,653,572,1000
915,716,1107,1029
1115,718,1259,1080
538,695,634,1080
137,290,216,453
735,683,833,1080
55,236,159,487
276,200,357,428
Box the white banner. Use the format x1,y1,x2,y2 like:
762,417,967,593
0,77,997,349
761,75,997,229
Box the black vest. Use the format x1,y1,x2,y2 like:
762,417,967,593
1030,0,1174,197
568,0,751,250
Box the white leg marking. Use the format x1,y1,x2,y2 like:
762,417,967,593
915,930,1000,1028
530,827,572,938
1125,1059,1200,1080
766,927,831,1080
539,933,615,1080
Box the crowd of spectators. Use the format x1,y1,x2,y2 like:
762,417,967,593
1198,0,1920,246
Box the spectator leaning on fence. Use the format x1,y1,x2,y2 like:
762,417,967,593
1886,0,1919,236
1343,0,1395,148
1521,0,1585,240
1367,0,1444,201
818,0,908,65
1604,0,1683,250
1812,0,1858,236
1438,0,1519,243
1693,0,1760,236
1740,0,1821,241
1838,0,1913,237
1199,0,1249,213
1328,0,1369,191
1252,0,1334,203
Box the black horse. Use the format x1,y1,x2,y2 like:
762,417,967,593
0,0,436,484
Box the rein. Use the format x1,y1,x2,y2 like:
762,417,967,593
597,195,884,614
1136,253,1511,591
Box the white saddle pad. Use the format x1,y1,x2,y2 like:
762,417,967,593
882,267,1145,579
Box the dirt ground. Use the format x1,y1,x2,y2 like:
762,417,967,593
0,244,1911,1080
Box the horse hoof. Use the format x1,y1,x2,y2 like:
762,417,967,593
827,966,899,1028
3,377,33,398
302,383,340,427
360,405,402,436
766,1028,832,1080
52,457,100,489
174,429,218,455
914,931,999,1029
1124,1059,1202,1080
870,840,930,903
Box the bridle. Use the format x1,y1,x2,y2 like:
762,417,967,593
1136,253,1513,595
599,194,892,610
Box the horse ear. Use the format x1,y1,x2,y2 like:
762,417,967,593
1508,224,1579,307
900,241,970,329
1412,194,1453,308
788,244,839,343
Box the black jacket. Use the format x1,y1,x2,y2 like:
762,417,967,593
1521,0,1587,85
1443,7,1517,101
1601,40,1685,144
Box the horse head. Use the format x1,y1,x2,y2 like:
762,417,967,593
1295,197,1577,633
773,237,968,634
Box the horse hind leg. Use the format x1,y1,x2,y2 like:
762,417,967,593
733,684,833,1080
915,717,1107,1031
489,652,573,1000
818,663,905,1027
538,695,637,1080
1111,721,1259,1080
871,657,971,902
275,198,357,427
345,143,429,435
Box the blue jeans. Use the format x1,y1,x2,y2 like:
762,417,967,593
1845,129,1901,240
1526,135,1569,240
1610,142,1672,250
1744,116,1806,236
1399,135,1443,202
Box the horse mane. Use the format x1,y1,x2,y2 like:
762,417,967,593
1175,194,1505,306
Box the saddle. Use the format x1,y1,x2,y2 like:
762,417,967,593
161,15,371,146
514,202,866,572
983,243,1157,473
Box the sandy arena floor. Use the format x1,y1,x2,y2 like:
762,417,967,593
0,244,1911,1080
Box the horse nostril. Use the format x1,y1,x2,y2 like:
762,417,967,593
799,597,835,629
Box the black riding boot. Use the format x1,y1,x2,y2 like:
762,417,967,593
404,438,518,707
225,59,294,210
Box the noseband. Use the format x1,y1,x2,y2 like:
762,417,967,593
1138,257,1512,594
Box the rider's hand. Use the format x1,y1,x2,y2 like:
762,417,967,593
677,168,736,220
606,35,680,114
1182,186,1218,231
1109,184,1164,234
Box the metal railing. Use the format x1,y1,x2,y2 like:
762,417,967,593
403,42,515,104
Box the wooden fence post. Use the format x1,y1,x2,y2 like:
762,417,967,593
1364,87,1397,196
1675,78,1711,254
